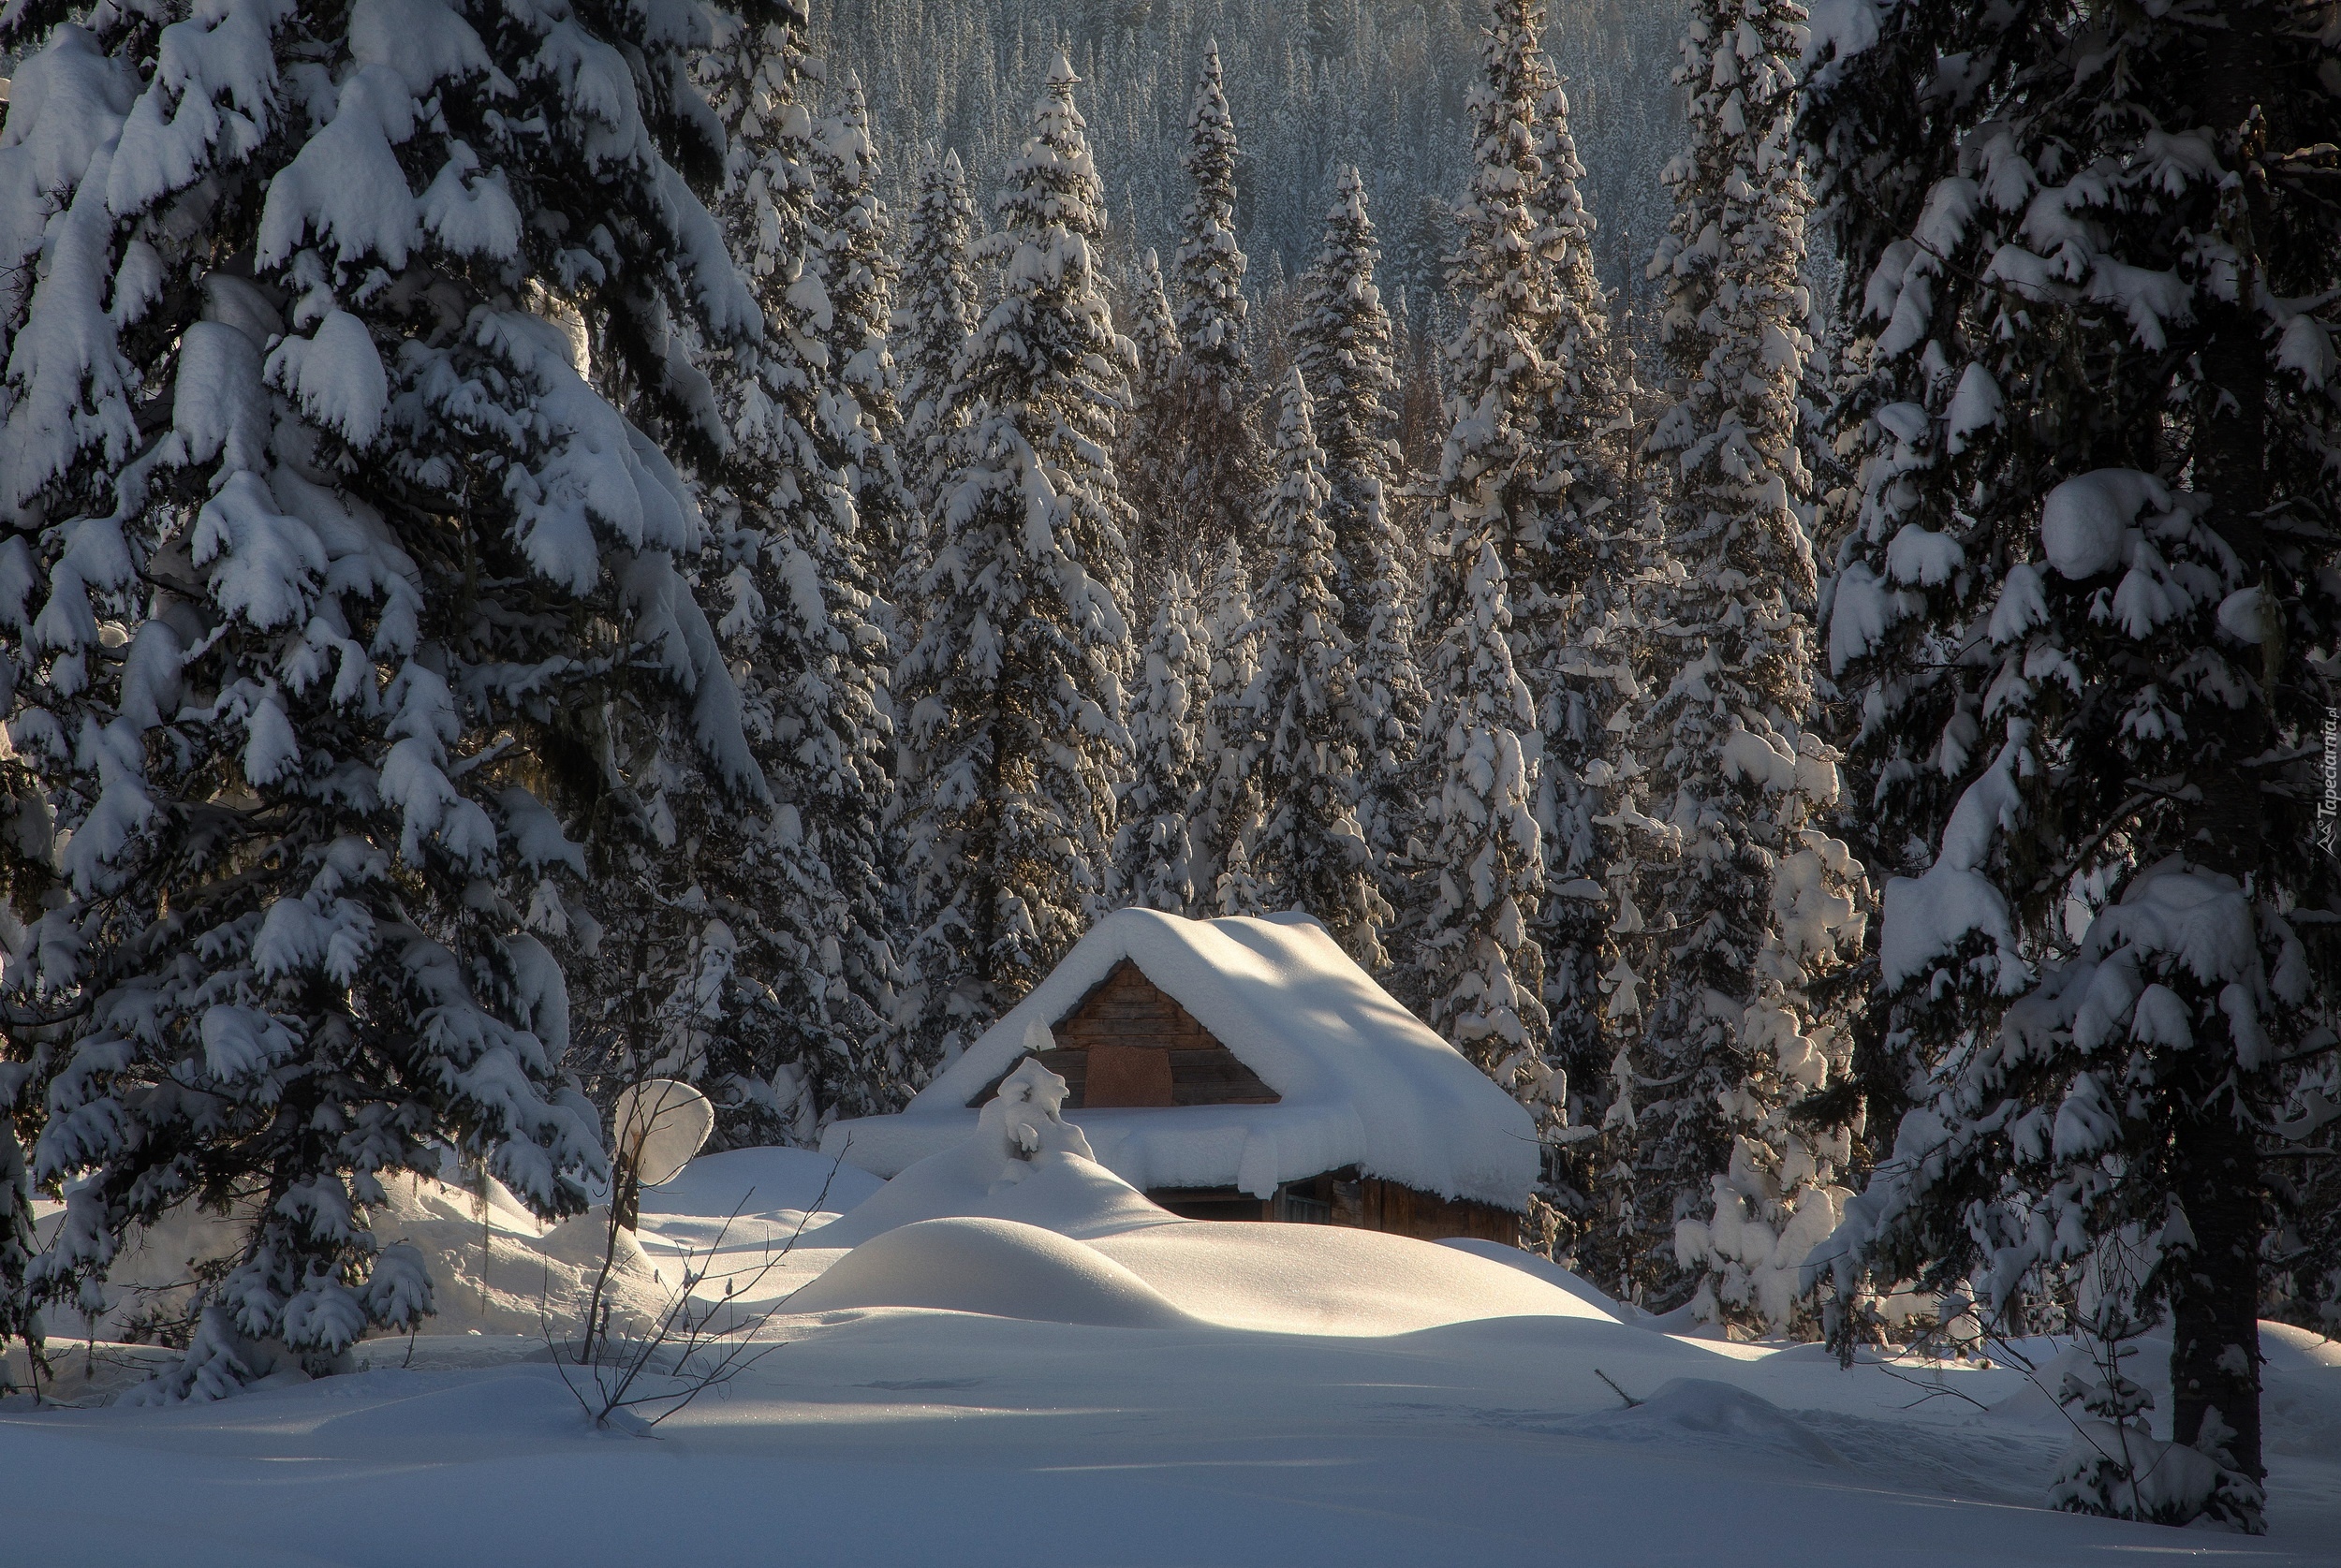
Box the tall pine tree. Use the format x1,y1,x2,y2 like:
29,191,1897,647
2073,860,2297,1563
808,69,913,568
1155,40,1267,571
895,53,1137,1063
624,6,902,1140
1803,0,2341,1525
1291,166,1421,942
0,0,761,1386
1504,42,1646,1218
1244,370,1390,962
1195,540,1262,915
1413,0,1574,1137
895,147,980,518
1611,0,1866,1333
1113,568,1210,915
1419,0,1642,1158
1116,247,1185,564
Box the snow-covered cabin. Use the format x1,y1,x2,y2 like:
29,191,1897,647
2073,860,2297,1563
822,910,1535,1240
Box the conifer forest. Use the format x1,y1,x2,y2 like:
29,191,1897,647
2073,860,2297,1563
1,0,2338,1552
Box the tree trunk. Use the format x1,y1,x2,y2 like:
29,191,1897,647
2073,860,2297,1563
2186,8,2275,885
2166,1067,2265,1487
2167,3,2284,1493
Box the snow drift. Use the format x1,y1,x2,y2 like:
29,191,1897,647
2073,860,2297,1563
782,1217,1200,1328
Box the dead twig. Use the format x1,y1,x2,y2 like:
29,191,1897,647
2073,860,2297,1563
546,1138,852,1431
1594,1368,1642,1409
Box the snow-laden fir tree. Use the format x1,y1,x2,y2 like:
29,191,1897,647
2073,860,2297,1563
1801,0,2340,1526
1126,249,1184,399
570,1,808,1122
1416,0,1605,1151
592,6,903,1142
1174,41,1249,415
894,53,1137,1063
1608,0,1867,1334
1241,371,1390,962
1112,568,1210,914
1114,246,1185,565
1154,40,1268,570
895,147,980,518
808,69,913,569
1290,166,1422,936
1414,534,1551,1115
1195,540,1263,916
1503,41,1650,1220
888,142,979,676
0,0,762,1386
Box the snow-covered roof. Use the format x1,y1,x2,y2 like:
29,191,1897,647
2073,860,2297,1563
822,909,1538,1210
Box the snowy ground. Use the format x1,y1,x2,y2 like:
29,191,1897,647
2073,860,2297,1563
7,1145,2339,1567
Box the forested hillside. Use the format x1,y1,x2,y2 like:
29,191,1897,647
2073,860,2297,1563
813,0,1690,324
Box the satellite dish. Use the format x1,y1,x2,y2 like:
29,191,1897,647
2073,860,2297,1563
611,1078,715,1188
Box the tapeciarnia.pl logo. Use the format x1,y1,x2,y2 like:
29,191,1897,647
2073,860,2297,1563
2321,707,2339,855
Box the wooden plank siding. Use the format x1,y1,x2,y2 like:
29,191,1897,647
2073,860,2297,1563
1348,1174,1522,1245
1140,1171,1520,1244
968,960,1279,1109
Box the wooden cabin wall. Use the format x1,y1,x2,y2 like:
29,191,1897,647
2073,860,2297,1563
1146,1170,1522,1245
1351,1176,1522,1245
970,960,1278,1109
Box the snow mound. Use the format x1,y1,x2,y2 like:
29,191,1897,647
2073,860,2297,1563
806,1056,1184,1248
31,1171,671,1345
785,1061,1614,1337
802,1149,1179,1250
1436,1238,1632,1323
2261,1324,2341,1459
781,1217,1199,1329
1984,1344,2098,1429
1087,1224,1619,1336
1577,1378,1845,1466
367,1174,670,1339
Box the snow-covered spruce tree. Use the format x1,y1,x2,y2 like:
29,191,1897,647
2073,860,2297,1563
895,53,1137,1063
895,147,980,518
1290,165,1422,937
1112,568,1209,915
1154,39,1267,570
588,7,902,1143
1801,0,2341,1526
1507,41,1649,1215
0,0,763,1385
1194,539,1263,916
1414,532,1551,1119
1126,248,1183,403
1243,370,1390,963
1415,0,1603,1156
568,1,802,1121
1114,245,1184,579
1610,0,1866,1335
1173,41,1246,393
807,69,913,569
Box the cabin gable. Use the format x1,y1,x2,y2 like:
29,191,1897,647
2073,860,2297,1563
968,959,1279,1109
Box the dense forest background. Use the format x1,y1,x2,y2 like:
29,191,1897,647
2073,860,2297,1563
814,0,1691,332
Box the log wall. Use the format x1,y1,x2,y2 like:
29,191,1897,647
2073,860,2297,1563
969,960,1279,1109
